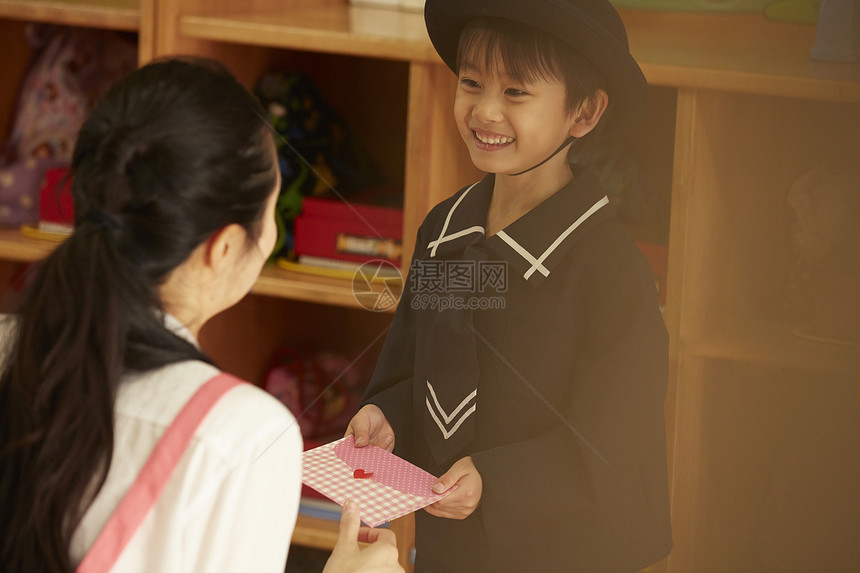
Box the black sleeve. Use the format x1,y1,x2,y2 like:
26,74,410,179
471,251,671,571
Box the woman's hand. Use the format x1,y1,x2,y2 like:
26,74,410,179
323,500,404,573
425,456,483,520
345,404,395,451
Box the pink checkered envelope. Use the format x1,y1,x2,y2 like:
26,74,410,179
301,435,453,527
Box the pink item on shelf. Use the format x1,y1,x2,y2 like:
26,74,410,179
302,435,454,527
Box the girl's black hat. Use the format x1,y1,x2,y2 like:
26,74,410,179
424,0,648,125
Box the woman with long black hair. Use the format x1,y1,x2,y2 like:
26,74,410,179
0,57,401,573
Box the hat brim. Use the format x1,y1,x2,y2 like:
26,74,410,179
424,0,648,126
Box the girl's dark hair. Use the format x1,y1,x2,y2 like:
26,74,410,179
457,17,610,152
0,57,277,572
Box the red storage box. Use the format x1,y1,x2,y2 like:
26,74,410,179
39,167,75,234
294,197,403,266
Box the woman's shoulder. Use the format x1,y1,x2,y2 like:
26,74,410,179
203,376,302,462
117,360,300,463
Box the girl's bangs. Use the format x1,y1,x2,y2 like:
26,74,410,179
456,18,563,86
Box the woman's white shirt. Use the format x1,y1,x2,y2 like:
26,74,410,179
59,316,303,572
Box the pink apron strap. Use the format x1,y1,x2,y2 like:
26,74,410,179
76,372,243,573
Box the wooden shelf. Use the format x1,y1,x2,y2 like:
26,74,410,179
621,9,860,103
179,3,436,62
0,228,58,262
0,0,139,31
178,5,860,101
253,264,401,310
0,228,401,309
686,317,860,377
292,513,339,551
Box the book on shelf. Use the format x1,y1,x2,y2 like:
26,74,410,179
276,256,402,282
298,496,343,522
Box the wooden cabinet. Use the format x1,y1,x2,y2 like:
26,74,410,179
1,2,858,571
637,10,860,573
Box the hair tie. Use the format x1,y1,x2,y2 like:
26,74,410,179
84,210,120,231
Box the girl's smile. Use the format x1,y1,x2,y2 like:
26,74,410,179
472,128,516,150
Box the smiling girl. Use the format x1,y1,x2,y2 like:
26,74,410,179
346,1,672,571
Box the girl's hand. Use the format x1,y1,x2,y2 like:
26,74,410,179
345,404,395,452
323,500,404,573
425,456,483,520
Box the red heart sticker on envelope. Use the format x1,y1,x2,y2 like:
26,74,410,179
302,436,455,528
335,436,437,496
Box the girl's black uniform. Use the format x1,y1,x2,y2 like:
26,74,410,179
364,168,672,572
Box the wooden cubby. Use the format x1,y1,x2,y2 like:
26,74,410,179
1,2,858,571
650,10,860,573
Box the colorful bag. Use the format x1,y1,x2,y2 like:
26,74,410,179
0,157,64,226
0,25,136,227
254,71,383,258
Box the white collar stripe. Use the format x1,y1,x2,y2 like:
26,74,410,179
525,195,609,279
427,226,486,256
495,230,550,278
428,182,481,257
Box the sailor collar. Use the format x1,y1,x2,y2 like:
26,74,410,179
426,169,612,288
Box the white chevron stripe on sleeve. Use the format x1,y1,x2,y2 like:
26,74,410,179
426,381,477,424
425,381,477,440
426,398,477,440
